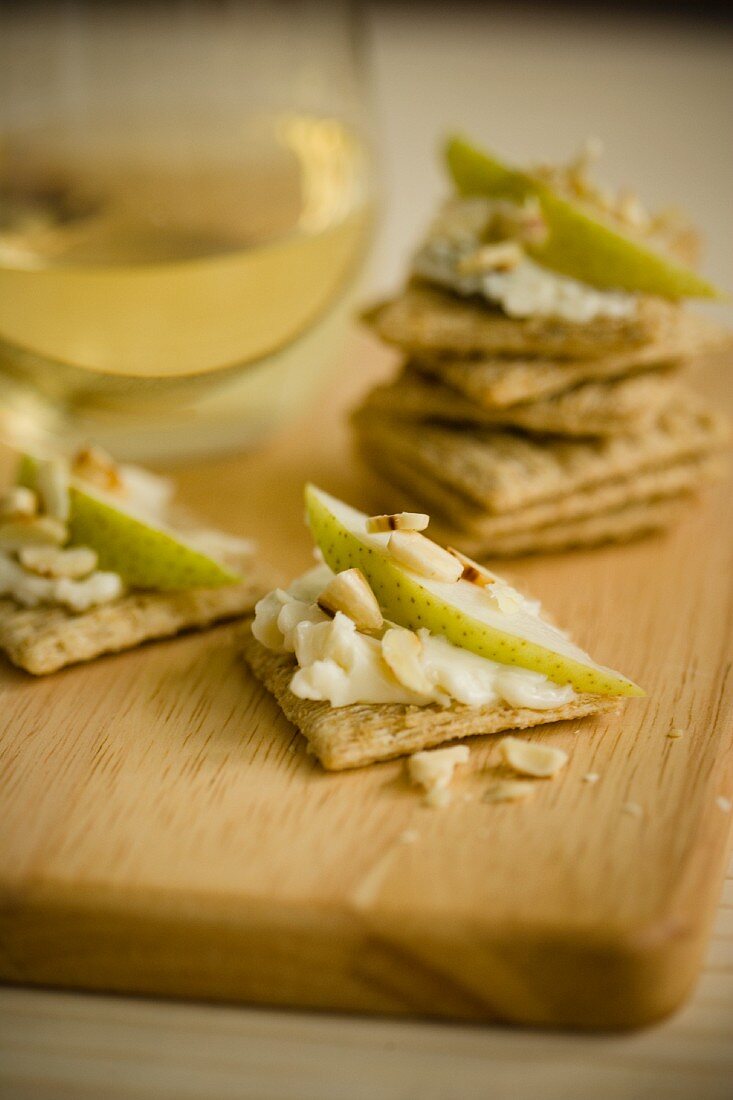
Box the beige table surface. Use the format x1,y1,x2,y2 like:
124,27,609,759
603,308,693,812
1,5,732,1098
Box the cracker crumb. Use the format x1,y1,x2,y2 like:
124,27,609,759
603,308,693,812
483,779,535,804
716,796,731,814
499,735,568,778
407,744,470,808
621,801,644,818
667,727,685,740
582,772,600,784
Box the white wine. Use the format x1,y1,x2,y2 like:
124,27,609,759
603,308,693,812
0,113,372,457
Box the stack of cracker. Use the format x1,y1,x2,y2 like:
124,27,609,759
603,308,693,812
353,154,730,557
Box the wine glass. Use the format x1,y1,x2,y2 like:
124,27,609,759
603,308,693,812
0,0,374,461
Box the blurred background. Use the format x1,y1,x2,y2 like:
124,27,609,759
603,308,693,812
1,0,731,459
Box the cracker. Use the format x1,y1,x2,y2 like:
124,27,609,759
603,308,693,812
357,367,681,437
0,571,270,676
241,629,618,770
363,282,681,361
453,498,688,558
354,397,729,515
410,314,729,409
361,445,723,538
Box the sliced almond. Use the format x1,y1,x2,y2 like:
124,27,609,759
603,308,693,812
366,511,429,534
0,515,66,551
317,568,383,633
388,531,463,583
381,626,435,696
456,240,524,275
19,544,98,580
499,736,569,779
72,444,125,494
483,780,535,804
0,486,38,519
36,456,71,522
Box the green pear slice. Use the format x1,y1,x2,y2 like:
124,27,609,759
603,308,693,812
306,484,642,697
445,135,722,300
18,455,241,591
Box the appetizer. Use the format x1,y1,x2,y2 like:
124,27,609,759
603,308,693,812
355,137,730,556
0,446,270,674
242,485,640,769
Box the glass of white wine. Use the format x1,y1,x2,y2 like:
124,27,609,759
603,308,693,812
0,0,374,461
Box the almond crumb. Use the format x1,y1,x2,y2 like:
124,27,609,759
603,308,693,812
72,444,125,494
425,787,452,808
483,780,535,804
667,727,685,740
366,511,429,533
499,735,568,778
716,796,731,814
407,745,470,808
388,530,463,583
317,568,383,633
382,626,437,698
456,240,524,275
447,547,496,589
0,486,37,519
0,515,66,551
582,772,600,784
19,545,97,580
621,801,644,818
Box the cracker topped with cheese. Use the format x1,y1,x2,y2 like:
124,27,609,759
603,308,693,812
241,485,638,770
356,137,731,557
0,445,270,674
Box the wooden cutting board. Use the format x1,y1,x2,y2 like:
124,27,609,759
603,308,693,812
1,332,731,1031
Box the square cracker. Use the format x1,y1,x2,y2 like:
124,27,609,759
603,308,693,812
356,367,681,437
240,630,618,770
361,444,723,539
410,315,730,409
354,397,729,515
454,498,689,558
363,282,681,361
0,571,270,676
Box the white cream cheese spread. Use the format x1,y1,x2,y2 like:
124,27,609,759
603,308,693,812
252,564,575,710
412,197,637,324
0,551,124,612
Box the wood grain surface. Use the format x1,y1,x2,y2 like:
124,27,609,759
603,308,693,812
0,332,731,1031
1,900,731,1100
